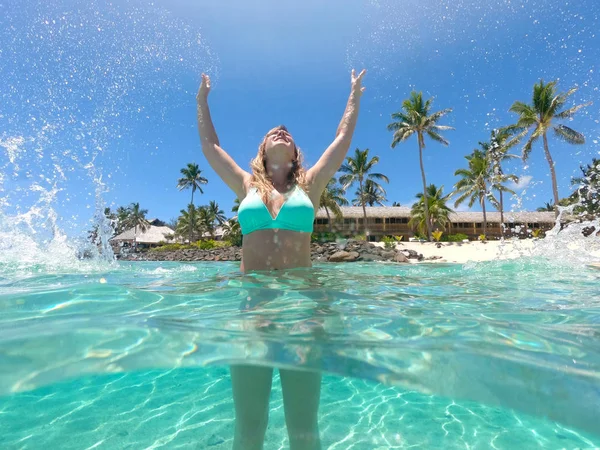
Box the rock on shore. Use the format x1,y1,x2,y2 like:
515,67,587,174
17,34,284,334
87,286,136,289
117,239,442,263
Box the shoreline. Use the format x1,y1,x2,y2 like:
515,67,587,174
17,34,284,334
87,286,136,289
385,239,538,264
115,238,572,265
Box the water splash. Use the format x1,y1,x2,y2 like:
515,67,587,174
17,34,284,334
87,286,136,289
0,0,219,270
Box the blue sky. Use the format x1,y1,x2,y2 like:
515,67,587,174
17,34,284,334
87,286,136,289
1,0,599,236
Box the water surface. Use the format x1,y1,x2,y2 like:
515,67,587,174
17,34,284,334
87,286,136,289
1,259,600,447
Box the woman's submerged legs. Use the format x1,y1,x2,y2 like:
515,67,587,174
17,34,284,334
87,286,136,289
280,368,322,450
230,285,325,449
230,365,274,450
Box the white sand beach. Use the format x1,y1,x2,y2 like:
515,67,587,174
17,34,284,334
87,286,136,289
384,239,600,265
378,239,537,264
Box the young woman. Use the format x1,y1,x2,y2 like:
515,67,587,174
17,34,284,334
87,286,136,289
196,69,366,450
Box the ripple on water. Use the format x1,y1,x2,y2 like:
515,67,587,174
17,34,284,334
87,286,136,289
0,368,598,449
0,260,600,444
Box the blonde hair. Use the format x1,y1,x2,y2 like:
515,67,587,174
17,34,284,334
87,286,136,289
250,125,308,204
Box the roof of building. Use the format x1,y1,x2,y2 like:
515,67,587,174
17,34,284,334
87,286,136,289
110,225,175,244
315,206,411,218
202,225,226,238
314,206,556,223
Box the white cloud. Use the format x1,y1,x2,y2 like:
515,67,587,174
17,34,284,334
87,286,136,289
507,175,533,192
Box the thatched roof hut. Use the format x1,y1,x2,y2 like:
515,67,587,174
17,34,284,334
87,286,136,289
111,225,175,245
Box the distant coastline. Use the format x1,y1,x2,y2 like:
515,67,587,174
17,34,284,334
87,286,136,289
114,238,580,264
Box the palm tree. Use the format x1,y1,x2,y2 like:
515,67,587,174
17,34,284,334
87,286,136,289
388,91,454,241
166,217,179,230
197,206,215,239
176,204,204,243
319,178,349,232
231,198,241,214
339,148,389,231
177,163,208,203
536,201,555,212
115,206,130,234
353,179,387,207
506,80,590,216
453,150,495,238
208,201,226,225
392,201,401,207
125,202,150,250
481,129,519,237
409,184,453,237
177,163,208,242
223,218,242,246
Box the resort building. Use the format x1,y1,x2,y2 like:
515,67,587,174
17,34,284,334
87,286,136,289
109,219,228,254
109,219,176,253
314,206,556,241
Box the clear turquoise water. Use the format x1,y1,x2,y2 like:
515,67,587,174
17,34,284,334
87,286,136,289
1,259,600,448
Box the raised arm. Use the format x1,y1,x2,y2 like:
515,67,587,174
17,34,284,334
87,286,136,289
197,74,250,199
307,69,366,194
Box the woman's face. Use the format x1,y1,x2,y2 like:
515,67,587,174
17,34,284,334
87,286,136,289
264,127,296,162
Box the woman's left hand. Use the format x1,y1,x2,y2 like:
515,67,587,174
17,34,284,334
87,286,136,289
351,69,367,95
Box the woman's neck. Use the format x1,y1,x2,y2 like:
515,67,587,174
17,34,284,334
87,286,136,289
266,161,293,192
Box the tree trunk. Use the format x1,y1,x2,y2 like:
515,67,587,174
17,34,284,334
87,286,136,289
418,133,432,241
481,195,487,239
359,178,368,236
499,190,505,238
543,133,560,218
189,190,195,244
325,206,332,232
134,225,138,251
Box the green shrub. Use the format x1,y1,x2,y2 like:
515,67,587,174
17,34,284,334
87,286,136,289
311,232,338,243
151,239,228,252
151,243,185,252
193,239,219,250
531,228,544,238
443,233,469,242
225,235,243,247
381,236,397,250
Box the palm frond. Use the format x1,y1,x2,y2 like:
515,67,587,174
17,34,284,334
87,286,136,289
426,108,453,125
495,184,517,196
431,125,455,131
555,101,592,119
504,126,530,149
454,168,472,178
368,173,390,183
453,191,472,208
522,134,540,161
509,101,535,116
553,125,585,145
426,130,450,146
391,129,416,147
338,174,354,190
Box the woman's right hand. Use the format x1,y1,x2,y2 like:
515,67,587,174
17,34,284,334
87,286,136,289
196,73,211,104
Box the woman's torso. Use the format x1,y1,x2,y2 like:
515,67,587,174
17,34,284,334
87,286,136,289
241,229,312,272
239,183,317,272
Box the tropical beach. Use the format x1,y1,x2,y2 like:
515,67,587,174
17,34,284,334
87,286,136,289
2,1,600,449
99,69,597,262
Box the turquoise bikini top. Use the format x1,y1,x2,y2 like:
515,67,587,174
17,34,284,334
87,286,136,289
237,185,315,235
